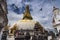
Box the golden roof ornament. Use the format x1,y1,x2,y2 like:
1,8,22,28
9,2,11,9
23,5,33,20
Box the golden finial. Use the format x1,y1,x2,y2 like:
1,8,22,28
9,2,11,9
23,5,33,20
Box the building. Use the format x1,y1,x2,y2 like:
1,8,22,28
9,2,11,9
0,0,8,31
9,5,44,36
53,7,60,32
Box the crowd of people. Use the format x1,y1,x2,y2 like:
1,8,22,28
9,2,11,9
15,30,48,40
1,29,60,40
13,30,60,40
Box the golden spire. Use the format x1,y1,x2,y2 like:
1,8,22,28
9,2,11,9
23,5,33,20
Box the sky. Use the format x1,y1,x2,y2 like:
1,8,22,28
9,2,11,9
0,0,60,39
6,0,60,30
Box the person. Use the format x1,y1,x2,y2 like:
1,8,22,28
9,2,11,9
44,31,48,40
38,34,42,40
41,32,45,40
25,32,30,40
59,30,60,37
44,34,48,40
15,31,24,40
1,31,7,40
32,34,37,40
51,32,56,40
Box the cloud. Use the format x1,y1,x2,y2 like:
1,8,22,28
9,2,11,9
7,10,23,26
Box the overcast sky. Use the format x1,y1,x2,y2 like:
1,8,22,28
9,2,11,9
7,0,60,30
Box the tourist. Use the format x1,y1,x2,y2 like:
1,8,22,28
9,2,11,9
25,32,30,40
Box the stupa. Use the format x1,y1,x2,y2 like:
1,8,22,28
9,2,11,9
9,5,44,35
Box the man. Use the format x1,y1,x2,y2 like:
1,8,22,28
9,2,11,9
32,34,37,40
1,31,7,40
25,32,31,40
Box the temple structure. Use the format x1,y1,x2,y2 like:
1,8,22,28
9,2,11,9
9,5,44,35
0,0,8,31
53,7,60,32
